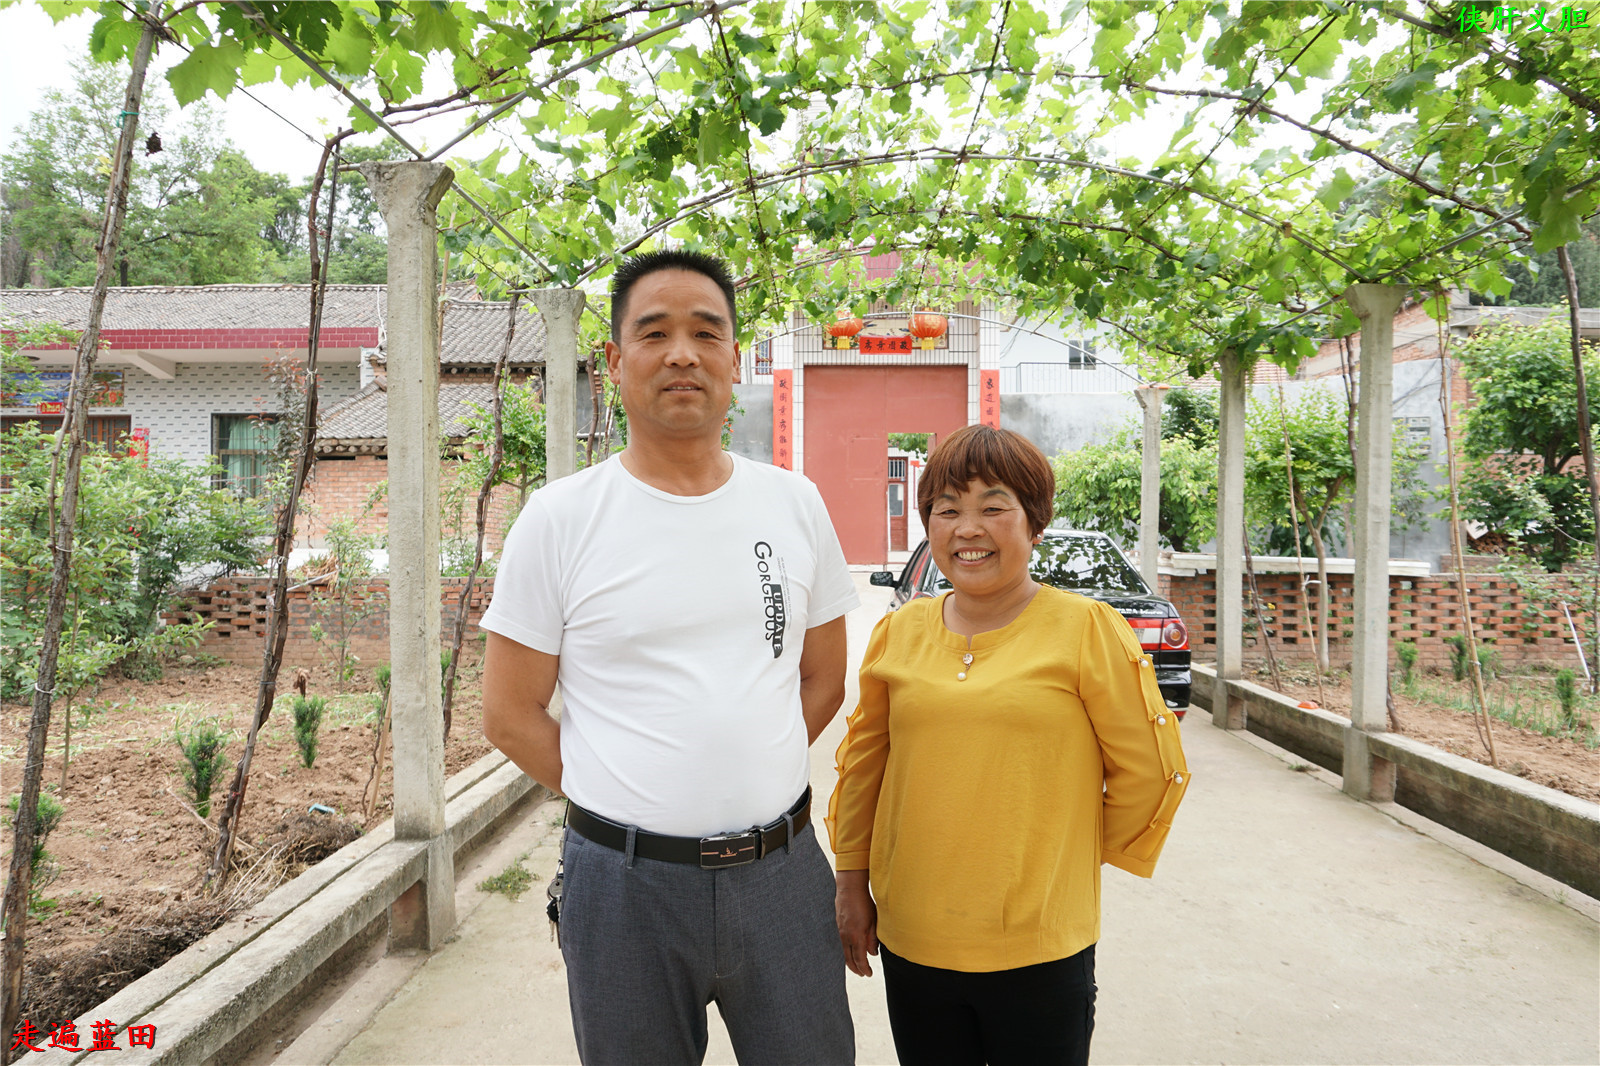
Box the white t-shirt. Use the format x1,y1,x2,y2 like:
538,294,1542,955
480,453,860,836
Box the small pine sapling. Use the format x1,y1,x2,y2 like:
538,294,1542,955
1554,669,1579,730
176,716,229,818
293,695,327,768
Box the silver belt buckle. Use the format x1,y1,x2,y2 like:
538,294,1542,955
699,828,761,868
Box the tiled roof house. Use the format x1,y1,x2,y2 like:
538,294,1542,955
2,283,577,550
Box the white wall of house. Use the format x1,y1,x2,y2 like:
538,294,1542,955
126,362,362,464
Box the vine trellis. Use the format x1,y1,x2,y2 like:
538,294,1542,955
6,1,1599,1052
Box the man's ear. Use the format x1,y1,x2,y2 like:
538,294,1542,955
603,339,621,384
732,341,742,384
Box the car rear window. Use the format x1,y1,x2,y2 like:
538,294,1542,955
924,535,1149,595
1033,536,1148,592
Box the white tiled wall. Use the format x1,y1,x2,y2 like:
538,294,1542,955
131,363,361,464
1,362,361,465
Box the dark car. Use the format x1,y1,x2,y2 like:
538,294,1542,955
869,529,1191,713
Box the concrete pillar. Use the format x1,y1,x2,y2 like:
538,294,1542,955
1212,349,1246,730
1343,283,1407,801
361,160,455,950
1135,385,1167,592
532,288,586,482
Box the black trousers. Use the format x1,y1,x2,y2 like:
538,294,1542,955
879,942,1096,1066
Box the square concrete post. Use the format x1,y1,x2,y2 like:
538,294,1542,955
1343,283,1407,801
532,288,586,482
1212,349,1246,729
1136,385,1167,593
361,160,456,950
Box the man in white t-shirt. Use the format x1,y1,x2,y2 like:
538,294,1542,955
481,250,859,1065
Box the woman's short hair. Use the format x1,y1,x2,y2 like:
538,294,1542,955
918,425,1056,536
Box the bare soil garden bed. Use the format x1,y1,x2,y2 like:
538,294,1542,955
1,644,495,1028
1253,662,1600,802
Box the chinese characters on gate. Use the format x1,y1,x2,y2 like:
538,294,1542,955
10,1019,157,1054
1458,4,1589,31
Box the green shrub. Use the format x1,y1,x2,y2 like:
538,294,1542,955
1444,635,1496,681
1555,669,1580,729
293,695,327,768
1395,641,1419,684
9,789,67,916
176,716,229,818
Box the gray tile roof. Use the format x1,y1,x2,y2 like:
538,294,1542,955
317,381,504,448
0,283,393,331
0,282,551,367
436,299,548,367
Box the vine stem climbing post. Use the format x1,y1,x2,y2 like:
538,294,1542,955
361,160,456,950
532,288,586,484
1212,348,1246,730
1434,295,1498,764
1555,246,1600,696
1,11,161,1053
1135,384,1167,593
1343,283,1406,802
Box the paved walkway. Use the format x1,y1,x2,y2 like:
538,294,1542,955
283,576,1599,1065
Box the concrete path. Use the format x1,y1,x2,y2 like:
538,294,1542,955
286,575,1599,1066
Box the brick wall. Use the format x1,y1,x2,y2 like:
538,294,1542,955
297,457,524,552
167,576,498,669
1160,566,1591,672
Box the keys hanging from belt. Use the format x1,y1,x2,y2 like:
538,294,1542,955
546,861,563,948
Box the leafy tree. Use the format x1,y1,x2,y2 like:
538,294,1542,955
0,421,262,699
1485,219,1600,308
1052,430,1218,553
1160,389,1219,446
1,60,299,287
888,432,931,456
1455,316,1600,570
1243,387,1428,670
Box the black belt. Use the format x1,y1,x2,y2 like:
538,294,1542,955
566,787,811,869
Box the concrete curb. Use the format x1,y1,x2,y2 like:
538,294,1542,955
18,750,543,1066
1194,663,1600,898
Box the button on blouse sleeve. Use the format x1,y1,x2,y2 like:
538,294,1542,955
1076,600,1190,877
826,612,894,871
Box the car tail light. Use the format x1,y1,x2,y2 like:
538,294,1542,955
1126,616,1189,650
1126,618,1164,648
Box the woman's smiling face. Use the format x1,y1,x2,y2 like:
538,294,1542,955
927,480,1039,597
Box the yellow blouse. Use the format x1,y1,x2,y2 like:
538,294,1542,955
826,586,1190,972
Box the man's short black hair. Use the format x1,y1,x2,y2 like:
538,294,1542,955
610,249,738,342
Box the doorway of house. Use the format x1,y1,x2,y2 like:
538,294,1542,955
886,431,932,552
803,366,966,563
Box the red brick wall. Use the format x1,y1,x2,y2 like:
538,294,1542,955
1158,567,1591,672
298,456,524,552
167,576,497,670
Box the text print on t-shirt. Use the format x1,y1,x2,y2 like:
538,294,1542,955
753,541,789,658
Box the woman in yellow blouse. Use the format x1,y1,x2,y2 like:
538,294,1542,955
828,424,1189,1066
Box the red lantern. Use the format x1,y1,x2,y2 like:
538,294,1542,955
825,314,865,350
908,311,948,350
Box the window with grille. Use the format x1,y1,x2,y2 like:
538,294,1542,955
887,457,907,479
214,414,281,497
1,415,130,449
754,339,773,375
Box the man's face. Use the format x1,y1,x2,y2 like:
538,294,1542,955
605,269,740,446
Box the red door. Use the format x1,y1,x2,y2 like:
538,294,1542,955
804,366,967,563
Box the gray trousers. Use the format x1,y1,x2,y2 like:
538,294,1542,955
559,821,855,1065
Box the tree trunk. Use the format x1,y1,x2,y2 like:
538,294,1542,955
1556,245,1600,695
1307,520,1332,675
206,138,344,893
442,294,519,736
1243,521,1284,692
1,12,162,1057
1434,293,1498,766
